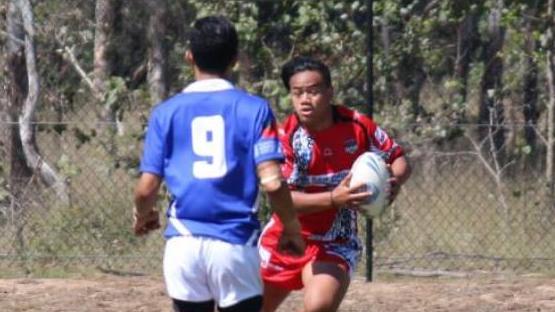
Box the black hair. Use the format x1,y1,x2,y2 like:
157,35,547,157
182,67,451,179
280,56,332,91
189,16,238,74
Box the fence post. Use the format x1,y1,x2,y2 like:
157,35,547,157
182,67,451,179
365,0,374,283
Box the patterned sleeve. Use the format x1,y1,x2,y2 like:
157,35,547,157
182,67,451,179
278,116,309,190
356,111,404,164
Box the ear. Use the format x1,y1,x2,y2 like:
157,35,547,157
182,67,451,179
229,55,239,72
326,85,334,98
185,50,194,65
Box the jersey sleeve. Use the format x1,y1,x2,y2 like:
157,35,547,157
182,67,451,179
369,124,404,164
139,108,166,176
253,104,284,165
356,112,404,164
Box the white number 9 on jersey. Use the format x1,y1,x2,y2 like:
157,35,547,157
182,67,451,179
191,115,227,178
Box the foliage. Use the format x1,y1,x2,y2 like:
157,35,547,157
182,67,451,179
2,0,555,274
5,0,548,153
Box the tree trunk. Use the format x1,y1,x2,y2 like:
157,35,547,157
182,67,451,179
453,12,479,120
523,4,540,153
379,13,401,109
94,0,118,152
94,0,115,96
14,0,68,204
145,0,168,104
478,0,505,154
5,1,33,213
389,21,426,120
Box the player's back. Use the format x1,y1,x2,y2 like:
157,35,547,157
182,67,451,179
141,82,281,245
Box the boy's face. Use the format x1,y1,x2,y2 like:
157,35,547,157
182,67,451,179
288,70,333,131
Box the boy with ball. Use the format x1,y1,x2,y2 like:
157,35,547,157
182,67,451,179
259,56,411,312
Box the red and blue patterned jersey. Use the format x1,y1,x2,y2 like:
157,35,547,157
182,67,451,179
271,105,404,242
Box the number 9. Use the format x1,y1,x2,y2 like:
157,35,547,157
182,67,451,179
192,115,227,178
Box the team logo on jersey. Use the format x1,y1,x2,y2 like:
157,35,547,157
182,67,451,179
304,170,349,187
344,138,358,154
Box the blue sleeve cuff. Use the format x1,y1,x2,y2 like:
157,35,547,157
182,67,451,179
255,153,284,165
139,164,163,176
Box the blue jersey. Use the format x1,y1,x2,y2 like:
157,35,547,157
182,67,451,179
140,79,283,245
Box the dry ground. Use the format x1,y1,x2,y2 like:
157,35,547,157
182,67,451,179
0,274,554,311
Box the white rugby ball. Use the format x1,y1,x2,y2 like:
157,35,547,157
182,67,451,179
349,152,390,217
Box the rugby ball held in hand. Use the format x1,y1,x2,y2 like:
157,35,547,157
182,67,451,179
349,152,390,217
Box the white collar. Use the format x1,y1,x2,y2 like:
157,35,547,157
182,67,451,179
182,79,234,93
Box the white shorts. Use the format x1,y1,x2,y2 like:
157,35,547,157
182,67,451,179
163,235,262,308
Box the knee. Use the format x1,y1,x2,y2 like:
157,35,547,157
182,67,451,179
303,296,339,312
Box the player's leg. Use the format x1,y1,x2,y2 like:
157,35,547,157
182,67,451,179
205,239,263,310
261,282,291,312
172,298,215,312
259,218,308,311
217,295,263,312
301,260,350,312
164,236,215,312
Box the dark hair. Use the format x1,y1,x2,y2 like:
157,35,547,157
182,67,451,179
281,56,332,91
189,16,238,74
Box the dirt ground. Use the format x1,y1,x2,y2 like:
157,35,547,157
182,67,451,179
0,274,554,312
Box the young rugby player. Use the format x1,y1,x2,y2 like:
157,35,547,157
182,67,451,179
259,56,411,312
133,16,304,312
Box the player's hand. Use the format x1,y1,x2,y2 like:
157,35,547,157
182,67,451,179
331,173,372,209
387,176,401,204
133,208,160,236
385,164,401,204
278,219,305,257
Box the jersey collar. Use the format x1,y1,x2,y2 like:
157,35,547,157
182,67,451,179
182,79,234,93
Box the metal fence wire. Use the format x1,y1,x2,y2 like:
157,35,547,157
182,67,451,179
1,120,554,277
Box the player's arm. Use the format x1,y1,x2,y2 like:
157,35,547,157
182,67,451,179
257,160,304,256
388,155,411,202
390,155,410,185
364,120,411,203
133,172,162,236
134,107,167,236
289,173,371,214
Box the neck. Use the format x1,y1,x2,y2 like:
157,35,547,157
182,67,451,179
193,66,227,81
303,106,334,132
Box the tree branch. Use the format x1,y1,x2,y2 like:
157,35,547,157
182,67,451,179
56,41,99,99
0,29,25,46
15,0,68,204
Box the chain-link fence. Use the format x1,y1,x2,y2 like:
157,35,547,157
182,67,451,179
1,121,554,277
371,130,555,275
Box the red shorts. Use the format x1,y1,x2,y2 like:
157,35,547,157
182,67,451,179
258,219,359,291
